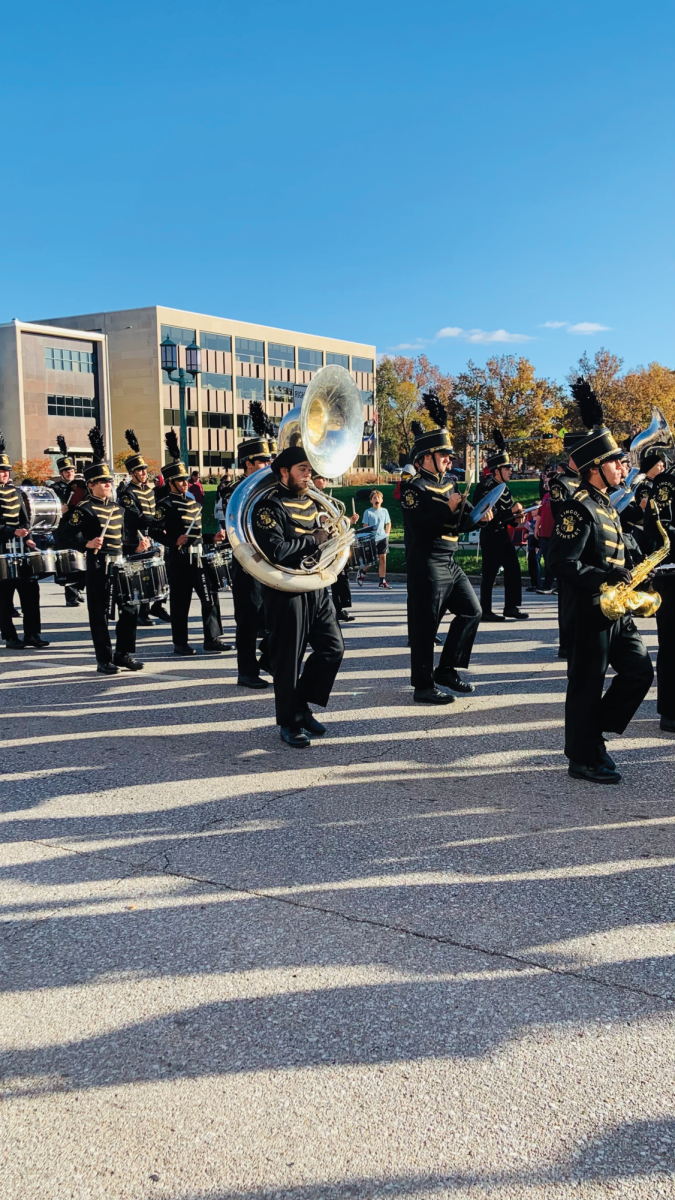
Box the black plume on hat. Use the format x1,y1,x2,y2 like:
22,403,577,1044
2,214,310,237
125,428,140,454
249,401,267,437
88,425,106,464
422,390,448,429
0,430,5,455
57,434,68,455
571,377,604,429
165,428,180,462
410,420,425,438
492,427,505,451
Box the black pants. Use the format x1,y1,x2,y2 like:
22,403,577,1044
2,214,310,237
331,567,352,616
232,560,264,677
562,601,653,763
480,529,522,613
0,578,41,640
538,536,555,590
167,551,222,648
262,585,344,727
86,556,137,664
653,574,675,720
527,537,542,589
407,553,481,690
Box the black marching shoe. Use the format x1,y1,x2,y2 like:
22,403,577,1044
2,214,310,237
173,644,195,656
434,668,475,695
65,598,80,608
481,611,506,623
504,607,530,620
204,639,233,653
24,634,50,648
5,636,25,649
597,739,616,771
113,653,144,671
300,707,326,736
568,760,621,785
97,661,119,675
76,591,86,604
237,674,269,688
280,725,311,748
413,686,455,705
660,716,675,734
137,615,155,627
150,603,171,623
338,611,356,623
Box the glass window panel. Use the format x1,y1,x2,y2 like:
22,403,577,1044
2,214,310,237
199,331,232,352
235,376,265,401
235,337,264,364
201,371,232,391
268,342,295,368
298,347,323,370
268,383,294,402
326,352,349,369
160,324,196,346
352,356,374,373
360,390,374,403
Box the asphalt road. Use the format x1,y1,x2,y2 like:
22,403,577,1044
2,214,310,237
1,578,674,1200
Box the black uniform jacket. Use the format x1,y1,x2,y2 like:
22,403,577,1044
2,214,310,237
472,475,515,536
62,497,125,555
549,468,580,518
118,480,156,547
401,468,474,557
252,483,323,570
644,467,675,563
0,483,29,549
547,484,626,606
150,492,203,550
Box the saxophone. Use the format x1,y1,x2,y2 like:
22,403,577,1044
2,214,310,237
599,501,671,619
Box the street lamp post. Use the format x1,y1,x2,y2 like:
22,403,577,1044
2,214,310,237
160,337,202,465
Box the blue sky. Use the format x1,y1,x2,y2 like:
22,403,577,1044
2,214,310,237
0,0,672,383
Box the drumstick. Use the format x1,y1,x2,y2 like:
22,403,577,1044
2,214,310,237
96,510,114,555
351,497,356,516
181,515,198,552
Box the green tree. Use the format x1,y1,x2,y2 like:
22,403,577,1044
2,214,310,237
376,354,458,466
564,349,675,442
455,356,564,469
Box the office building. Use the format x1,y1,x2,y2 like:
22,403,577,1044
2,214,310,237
36,306,376,476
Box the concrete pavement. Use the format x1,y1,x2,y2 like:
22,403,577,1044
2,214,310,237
1,578,674,1199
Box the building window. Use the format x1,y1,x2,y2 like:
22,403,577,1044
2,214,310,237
357,455,375,468
360,390,374,404
47,394,98,419
163,408,198,427
235,337,264,364
203,451,234,467
236,376,265,401
200,331,232,353
298,347,323,371
160,324,196,346
326,352,349,369
202,412,233,429
45,347,95,373
353,356,374,374
268,382,294,404
268,342,295,368
201,371,232,391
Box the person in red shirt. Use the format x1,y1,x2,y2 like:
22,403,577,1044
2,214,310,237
535,484,556,593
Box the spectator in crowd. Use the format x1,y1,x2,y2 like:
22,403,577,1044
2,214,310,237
189,470,205,506
524,507,542,592
535,480,556,593
359,490,392,590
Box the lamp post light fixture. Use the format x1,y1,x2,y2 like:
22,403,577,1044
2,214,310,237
160,337,201,464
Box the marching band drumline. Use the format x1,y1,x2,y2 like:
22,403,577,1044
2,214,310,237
1,366,674,782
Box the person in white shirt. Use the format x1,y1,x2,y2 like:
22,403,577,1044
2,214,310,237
360,490,392,589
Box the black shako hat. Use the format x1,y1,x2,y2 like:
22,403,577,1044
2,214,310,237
0,430,10,470
124,428,148,473
83,426,113,483
270,446,311,475
411,391,455,460
569,378,622,473
163,428,189,481
486,428,511,471
238,401,276,465
563,431,587,456
56,435,74,472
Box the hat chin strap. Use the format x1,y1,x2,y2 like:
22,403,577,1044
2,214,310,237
598,462,613,490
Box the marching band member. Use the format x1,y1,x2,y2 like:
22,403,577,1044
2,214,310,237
549,433,585,659
0,432,49,650
401,393,488,704
473,430,529,622
548,380,653,784
62,427,143,674
644,459,675,734
251,445,344,748
150,430,231,657
312,472,359,622
230,404,273,687
117,429,170,626
50,435,86,607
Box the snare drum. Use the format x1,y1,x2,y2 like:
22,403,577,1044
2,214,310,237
113,554,169,608
349,530,378,570
52,548,87,579
0,550,53,580
202,547,232,591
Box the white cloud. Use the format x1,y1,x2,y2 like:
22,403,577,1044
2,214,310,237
540,321,568,329
387,339,430,351
436,326,534,344
567,322,611,334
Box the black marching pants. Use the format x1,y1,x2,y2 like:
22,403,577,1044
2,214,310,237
167,551,222,648
407,552,482,690
232,560,265,677
262,585,344,727
0,578,41,640
653,574,675,720
479,529,522,613
85,556,137,664
562,602,653,763
331,567,352,616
